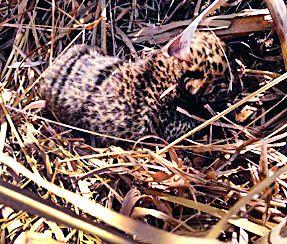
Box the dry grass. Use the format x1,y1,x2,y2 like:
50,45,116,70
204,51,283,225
1,0,287,243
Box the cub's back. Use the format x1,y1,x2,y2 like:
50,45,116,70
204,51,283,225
39,45,122,125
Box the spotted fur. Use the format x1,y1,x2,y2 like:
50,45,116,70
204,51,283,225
39,31,229,143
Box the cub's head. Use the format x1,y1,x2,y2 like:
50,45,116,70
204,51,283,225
164,30,229,95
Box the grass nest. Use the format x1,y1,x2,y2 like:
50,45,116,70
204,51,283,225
1,0,287,243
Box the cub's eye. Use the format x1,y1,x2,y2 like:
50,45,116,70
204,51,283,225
181,70,205,94
184,77,190,83
182,70,204,80
185,79,205,95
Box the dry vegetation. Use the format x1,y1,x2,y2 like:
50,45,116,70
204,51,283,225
1,0,287,243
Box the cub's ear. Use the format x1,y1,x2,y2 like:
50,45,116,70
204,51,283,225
165,25,197,61
165,0,227,60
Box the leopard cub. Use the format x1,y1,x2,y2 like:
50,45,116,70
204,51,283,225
39,31,229,143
